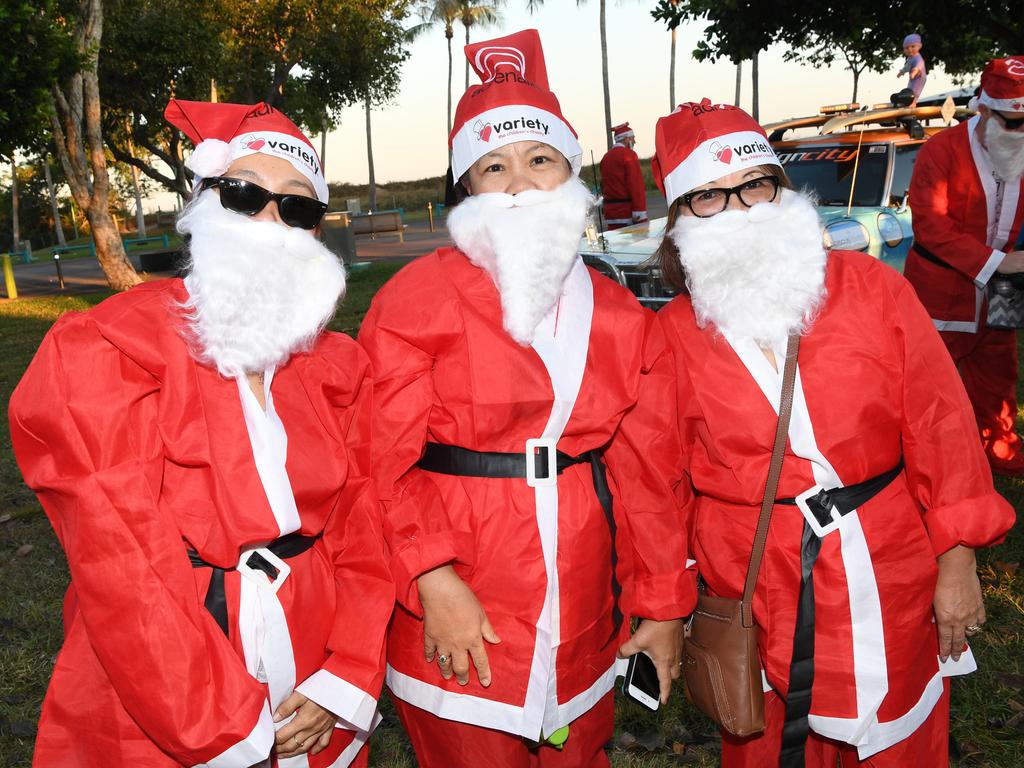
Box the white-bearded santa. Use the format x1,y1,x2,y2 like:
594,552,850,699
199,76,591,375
644,99,1014,766
903,56,1024,475
358,29,694,768
9,99,392,768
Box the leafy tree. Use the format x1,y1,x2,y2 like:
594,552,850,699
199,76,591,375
459,1,503,90
783,11,895,103
101,0,412,197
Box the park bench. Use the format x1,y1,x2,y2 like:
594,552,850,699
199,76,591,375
52,242,96,258
349,209,405,242
123,234,169,249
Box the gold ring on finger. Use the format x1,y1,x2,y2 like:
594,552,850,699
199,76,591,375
965,624,983,635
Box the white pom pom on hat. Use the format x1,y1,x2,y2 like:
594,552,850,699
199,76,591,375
185,138,232,181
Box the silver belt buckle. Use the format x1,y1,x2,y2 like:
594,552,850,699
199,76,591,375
794,484,843,538
236,546,291,593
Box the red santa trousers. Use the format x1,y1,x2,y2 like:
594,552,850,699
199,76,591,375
940,326,1021,460
392,692,613,768
722,682,949,767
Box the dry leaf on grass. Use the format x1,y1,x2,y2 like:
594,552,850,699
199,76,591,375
15,544,34,557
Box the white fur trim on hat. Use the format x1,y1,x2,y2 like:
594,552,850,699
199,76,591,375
663,130,781,206
186,139,232,180
979,90,1024,114
450,104,582,180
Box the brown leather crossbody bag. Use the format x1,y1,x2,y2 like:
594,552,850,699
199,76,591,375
682,334,800,737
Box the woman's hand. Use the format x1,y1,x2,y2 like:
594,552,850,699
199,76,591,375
418,565,501,687
273,692,337,758
933,545,985,662
617,618,685,704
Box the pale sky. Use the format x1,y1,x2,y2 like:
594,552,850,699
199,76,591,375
144,1,968,209
323,2,966,186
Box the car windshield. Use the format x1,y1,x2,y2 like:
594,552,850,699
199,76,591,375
776,143,888,207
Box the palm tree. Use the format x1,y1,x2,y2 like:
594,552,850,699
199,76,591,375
411,1,462,140
651,0,684,112
460,1,503,89
527,0,614,151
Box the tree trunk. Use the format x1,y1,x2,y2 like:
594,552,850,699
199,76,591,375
852,68,861,103
669,26,677,111
320,109,328,172
43,156,67,247
751,51,760,122
49,0,140,291
465,23,470,91
126,130,146,236
446,29,454,143
734,60,742,107
366,100,376,211
11,158,20,252
600,0,613,151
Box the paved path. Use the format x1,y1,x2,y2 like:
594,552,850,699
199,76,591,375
1,191,667,301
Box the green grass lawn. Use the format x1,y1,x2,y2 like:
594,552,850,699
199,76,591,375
1,267,1022,767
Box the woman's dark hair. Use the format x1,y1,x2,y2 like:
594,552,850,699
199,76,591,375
654,163,794,293
444,149,575,209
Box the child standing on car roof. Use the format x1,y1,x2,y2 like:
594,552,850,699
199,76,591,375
898,33,928,105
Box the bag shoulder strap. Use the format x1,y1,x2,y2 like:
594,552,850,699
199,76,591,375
741,333,801,626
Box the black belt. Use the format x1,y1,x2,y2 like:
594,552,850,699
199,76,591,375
774,459,904,768
603,198,631,205
912,242,955,272
187,532,320,636
417,442,623,636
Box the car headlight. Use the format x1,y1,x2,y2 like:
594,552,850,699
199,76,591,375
876,212,904,248
824,219,870,252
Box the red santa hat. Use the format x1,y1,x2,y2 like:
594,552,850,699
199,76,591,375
611,122,634,142
164,99,329,203
449,29,582,181
979,57,1024,114
652,98,781,207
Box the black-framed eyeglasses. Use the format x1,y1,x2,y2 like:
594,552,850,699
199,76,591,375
994,111,1024,131
198,176,327,230
680,176,781,218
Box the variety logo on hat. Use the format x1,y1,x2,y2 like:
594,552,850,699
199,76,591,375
710,142,733,165
241,134,266,151
473,120,494,142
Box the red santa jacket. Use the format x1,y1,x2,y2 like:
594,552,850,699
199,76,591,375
9,279,393,768
357,248,694,739
656,251,1014,759
600,144,648,228
903,116,1024,333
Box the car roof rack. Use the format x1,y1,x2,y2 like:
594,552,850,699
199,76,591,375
820,104,975,135
763,114,833,142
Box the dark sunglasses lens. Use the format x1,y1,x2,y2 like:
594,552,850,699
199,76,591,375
218,179,270,215
278,196,326,229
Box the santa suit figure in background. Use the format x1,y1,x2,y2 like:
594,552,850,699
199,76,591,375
903,57,1024,476
648,99,1014,766
358,29,694,768
9,100,393,768
600,122,648,230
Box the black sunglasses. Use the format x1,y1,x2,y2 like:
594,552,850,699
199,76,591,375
995,111,1024,131
199,176,327,230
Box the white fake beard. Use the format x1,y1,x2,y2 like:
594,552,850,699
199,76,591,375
985,116,1024,181
447,176,594,345
176,191,346,377
669,188,828,346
